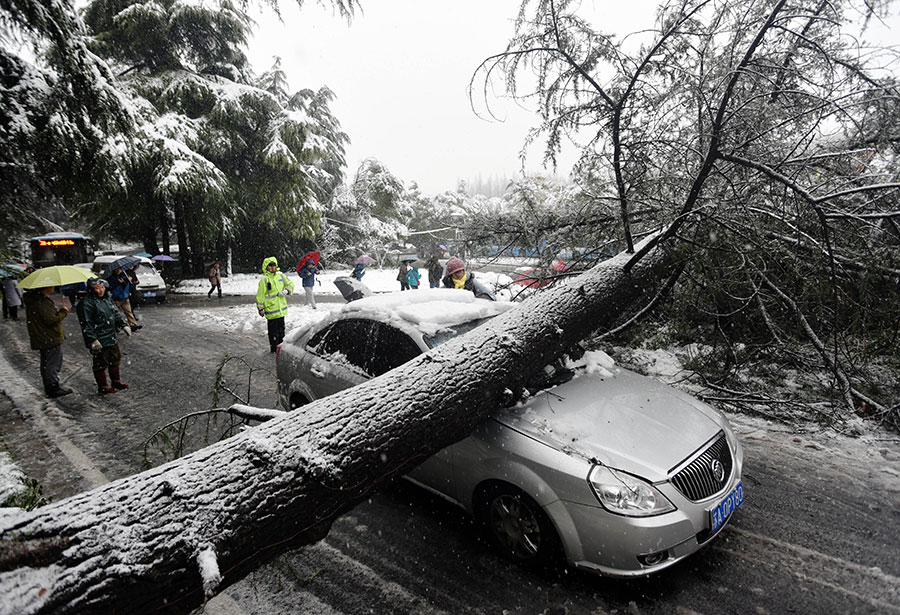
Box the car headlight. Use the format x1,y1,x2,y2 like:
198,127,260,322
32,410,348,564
588,465,675,517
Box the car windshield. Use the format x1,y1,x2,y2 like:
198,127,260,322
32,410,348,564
422,317,494,348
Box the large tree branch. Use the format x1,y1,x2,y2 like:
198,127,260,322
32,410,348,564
0,237,678,615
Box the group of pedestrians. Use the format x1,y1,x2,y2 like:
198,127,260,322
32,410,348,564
22,276,132,399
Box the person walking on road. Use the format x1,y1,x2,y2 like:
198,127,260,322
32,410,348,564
256,257,294,352
351,263,366,281
397,260,410,291
299,259,319,309
23,286,72,398
79,278,132,395
108,266,140,330
406,264,421,289
2,276,24,320
426,251,443,288
207,261,222,298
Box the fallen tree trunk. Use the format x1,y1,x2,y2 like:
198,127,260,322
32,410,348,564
0,238,676,614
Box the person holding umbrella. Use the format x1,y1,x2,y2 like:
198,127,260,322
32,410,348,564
256,257,294,352
23,285,72,398
299,259,319,309
18,265,95,398
107,264,140,330
397,259,410,291
79,277,132,394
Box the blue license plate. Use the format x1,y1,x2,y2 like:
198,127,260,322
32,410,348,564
143,291,156,297
709,481,743,532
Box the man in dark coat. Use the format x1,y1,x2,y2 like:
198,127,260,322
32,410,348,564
24,286,72,398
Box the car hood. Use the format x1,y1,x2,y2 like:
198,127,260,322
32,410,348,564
494,367,725,481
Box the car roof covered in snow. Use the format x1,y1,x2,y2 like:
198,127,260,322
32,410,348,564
331,288,517,337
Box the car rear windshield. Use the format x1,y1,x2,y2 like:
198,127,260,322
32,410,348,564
423,317,493,348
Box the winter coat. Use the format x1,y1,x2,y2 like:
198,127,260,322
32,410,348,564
24,291,67,350
299,263,318,287
351,264,365,281
109,271,131,301
442,271,495,301
256,257,294,320
397,262,408,282
80,291,126,348
2,278,23,307
208,265,221,285
426,255,443,285
406,267,421,288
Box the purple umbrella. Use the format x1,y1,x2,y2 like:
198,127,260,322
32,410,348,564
151,254,175,262
352,255,375,265
438,244,448,251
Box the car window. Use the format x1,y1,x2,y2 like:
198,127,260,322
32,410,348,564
307,319,375,374
423,317,493,348
368,322,421,376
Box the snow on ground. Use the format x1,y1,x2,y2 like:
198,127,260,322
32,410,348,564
175,267,515,337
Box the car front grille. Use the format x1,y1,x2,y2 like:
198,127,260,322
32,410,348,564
670,432,733,502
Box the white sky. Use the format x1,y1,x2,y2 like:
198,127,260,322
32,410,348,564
245,1,610,194
247,1,900,196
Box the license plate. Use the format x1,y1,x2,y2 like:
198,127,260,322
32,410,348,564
143,291,156,297
709,481,743,533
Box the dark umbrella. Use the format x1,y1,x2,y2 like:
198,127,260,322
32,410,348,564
352,255,375,265
103,255,140,278
151,254,175,262
296,251,321,270
333,276,372,302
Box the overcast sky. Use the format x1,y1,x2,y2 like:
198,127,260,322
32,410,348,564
247,1,592,195
247,1,898,196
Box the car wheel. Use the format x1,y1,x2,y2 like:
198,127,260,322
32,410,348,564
476,483,562,567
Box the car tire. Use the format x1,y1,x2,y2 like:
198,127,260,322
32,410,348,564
476,483,563,569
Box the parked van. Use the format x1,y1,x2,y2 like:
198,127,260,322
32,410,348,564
91,255,167,303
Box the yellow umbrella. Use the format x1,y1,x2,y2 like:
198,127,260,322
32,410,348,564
18,265,95,290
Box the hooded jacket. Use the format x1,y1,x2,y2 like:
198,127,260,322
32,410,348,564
80,289,126,348
256,257,294,320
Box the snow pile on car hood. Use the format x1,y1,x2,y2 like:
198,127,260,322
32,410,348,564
339,288,516,336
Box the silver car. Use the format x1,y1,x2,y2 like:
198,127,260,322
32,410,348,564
276,289,744,577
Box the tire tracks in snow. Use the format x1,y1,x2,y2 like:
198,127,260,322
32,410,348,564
715,526,900,613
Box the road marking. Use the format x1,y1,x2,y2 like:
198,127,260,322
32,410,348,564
0,349,108,489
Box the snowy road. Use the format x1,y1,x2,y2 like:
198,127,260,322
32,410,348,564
1,293,899,614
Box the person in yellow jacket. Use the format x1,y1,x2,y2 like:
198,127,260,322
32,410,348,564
256,256,295,353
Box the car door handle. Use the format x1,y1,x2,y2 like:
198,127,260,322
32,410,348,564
310,367,325,379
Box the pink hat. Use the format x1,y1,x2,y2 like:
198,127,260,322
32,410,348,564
446,257,465,275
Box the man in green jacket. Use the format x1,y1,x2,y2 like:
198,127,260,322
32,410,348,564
256,256,294,353
24,286,72,398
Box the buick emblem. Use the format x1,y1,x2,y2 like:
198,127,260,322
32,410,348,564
710,459,726,482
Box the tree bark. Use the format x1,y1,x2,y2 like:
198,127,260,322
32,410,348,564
0,238,676,615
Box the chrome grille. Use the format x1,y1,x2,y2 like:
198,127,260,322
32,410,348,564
670,432,732,502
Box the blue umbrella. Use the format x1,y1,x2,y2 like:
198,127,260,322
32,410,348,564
103,255,140,278
135,252,152,258
1,262,26,272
